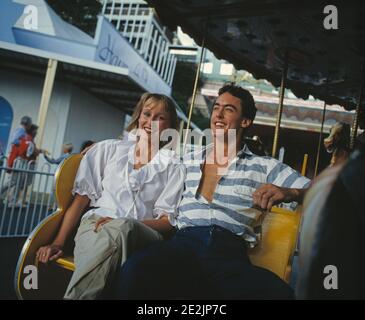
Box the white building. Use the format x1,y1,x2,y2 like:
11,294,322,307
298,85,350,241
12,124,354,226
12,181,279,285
0,0,198,162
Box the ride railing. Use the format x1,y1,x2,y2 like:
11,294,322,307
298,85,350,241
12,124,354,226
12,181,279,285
0,157,57,237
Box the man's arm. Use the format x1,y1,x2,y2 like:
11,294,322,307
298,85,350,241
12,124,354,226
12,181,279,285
252,184,308,211
44,154,63,164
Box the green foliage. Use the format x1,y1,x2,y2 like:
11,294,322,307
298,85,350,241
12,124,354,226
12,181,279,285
172,61,210,130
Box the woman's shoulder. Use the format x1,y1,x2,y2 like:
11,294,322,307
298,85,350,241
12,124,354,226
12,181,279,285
157,149,186,178
97,135,135,150
85,137,134,162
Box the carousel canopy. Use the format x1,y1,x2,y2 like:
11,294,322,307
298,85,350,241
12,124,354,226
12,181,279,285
147,0,365,111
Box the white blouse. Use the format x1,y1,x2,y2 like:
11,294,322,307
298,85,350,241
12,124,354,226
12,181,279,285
72,136,185,221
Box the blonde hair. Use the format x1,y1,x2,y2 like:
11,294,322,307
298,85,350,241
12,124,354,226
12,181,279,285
126,93,179,132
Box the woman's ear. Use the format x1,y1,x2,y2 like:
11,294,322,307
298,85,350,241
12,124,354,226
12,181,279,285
241,118,252,129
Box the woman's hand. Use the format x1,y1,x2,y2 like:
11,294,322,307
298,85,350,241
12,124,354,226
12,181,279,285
94,216,114,232
36,244,64,264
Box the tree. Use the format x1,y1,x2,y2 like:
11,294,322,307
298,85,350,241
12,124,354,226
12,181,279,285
46,0,101,37
172,61,210,130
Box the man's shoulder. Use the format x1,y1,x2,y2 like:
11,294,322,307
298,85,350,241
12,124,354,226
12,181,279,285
182,144,206,162
238,151,280,166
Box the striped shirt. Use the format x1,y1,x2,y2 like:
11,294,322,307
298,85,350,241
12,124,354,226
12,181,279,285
169,144,311,245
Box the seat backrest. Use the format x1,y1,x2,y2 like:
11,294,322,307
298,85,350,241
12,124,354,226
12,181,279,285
15,154,82,299
248,206,301,283
54,154,83,212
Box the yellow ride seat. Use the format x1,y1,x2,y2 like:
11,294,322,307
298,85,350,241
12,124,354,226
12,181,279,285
15,154,301,299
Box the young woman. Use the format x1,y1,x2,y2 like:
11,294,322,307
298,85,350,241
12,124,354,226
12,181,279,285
36,93,185,299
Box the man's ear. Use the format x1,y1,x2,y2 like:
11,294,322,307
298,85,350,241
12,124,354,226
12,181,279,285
241,118,252,129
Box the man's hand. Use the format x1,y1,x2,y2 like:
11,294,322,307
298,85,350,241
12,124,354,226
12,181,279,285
252,184,302,211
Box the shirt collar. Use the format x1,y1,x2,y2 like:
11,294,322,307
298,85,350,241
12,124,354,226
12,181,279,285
127,141,178,170
237,144,254,158
198,143,253,159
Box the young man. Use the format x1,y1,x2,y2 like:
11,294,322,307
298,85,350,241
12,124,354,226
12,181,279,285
116,84,310,299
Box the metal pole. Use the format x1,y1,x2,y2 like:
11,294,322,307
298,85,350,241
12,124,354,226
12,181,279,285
301,154,308,176
271,52,289,158
179,120,184,143
183,36,206,150
314,100,327,177
350,68,365,150
36,59,58,148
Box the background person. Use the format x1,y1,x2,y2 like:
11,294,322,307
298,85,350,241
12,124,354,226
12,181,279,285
43,143,73,165
9,116,32,147
2,125,43,206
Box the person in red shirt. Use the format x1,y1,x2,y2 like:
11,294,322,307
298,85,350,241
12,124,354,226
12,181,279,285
2,125,43,206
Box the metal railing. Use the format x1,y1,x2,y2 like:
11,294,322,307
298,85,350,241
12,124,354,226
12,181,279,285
0,157,57,237
102,0,177,86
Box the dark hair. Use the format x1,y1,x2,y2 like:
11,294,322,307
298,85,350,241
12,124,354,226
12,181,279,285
20,116,32,126
26,124,38,136
218,84,257,121
80,140,95,153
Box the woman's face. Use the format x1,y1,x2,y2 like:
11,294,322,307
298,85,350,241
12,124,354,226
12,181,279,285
137,101,171,139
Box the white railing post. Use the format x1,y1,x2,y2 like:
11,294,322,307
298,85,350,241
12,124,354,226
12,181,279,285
110,0,115,21
168,56,177,86
102,0,107,15
157,39,167,75
160,40,169,78
142,15,153,58
163,51,171,82
153,34,163,70
148,27,159,64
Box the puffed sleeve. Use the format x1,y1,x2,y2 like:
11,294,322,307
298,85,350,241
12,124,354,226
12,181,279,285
152,163,186,220
72,140,116,205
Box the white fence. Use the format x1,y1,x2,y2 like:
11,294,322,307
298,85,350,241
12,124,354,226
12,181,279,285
0,157,57,237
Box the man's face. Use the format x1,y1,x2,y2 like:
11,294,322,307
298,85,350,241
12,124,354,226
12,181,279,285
210,92,251,138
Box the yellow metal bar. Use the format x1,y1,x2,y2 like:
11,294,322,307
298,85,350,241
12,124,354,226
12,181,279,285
272,52,289,158
36,59,58,148
301,153,308,176
314,100,327,177
183,37,206,151
55,256,75,272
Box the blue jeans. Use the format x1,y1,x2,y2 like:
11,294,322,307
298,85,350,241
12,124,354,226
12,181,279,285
115,225,294,299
